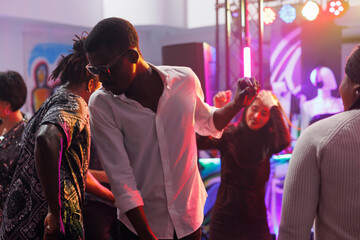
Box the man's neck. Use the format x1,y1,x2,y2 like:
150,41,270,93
125,65,164,112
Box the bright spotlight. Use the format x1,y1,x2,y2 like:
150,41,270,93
327,0,348,17
243,47,251,78
263,7,276,25
279,4,297,24
302,1,320,21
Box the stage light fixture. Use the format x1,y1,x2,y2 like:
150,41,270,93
327,0,348,17
279,4,297,24
243,47,252,77
301,1,320,21
263,7,276,25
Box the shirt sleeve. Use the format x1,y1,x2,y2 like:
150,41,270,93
192,69,223,138
89,92,144,213
278,126,320,240
40,96,88,150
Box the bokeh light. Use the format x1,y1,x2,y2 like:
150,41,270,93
279,4,297,24
302,1,320,21
263,7,276,25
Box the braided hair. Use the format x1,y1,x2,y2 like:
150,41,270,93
50,33,91,85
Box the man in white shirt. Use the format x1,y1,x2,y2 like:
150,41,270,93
84,17,259,240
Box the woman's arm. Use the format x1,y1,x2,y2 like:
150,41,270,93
268,106,291,153
259,91,291,152
35,124,65,239
85,171,115,204
88,169,110,184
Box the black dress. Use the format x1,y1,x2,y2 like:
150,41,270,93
0,118,26,224
197,106,290,240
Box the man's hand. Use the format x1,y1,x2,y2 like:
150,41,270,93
233,77,260,109
43,212,65,240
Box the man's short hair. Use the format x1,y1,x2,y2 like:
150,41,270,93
85,17,139,54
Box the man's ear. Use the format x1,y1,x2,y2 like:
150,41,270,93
87,78,94,92
128,49,139,64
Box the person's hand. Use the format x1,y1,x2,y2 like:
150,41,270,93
43,212,65,240
213,90,232,108
234,77,260,108
257,90,278,109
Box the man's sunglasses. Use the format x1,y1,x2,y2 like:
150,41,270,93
86,49,130,77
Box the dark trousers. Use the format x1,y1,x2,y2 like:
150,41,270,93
118,221,201,240
83,200,118,240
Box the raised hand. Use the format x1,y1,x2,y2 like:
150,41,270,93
213,90,232,108
257,90,278,109
233,77,260,109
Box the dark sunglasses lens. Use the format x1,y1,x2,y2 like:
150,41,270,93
98,67,110,76
87,66,99,76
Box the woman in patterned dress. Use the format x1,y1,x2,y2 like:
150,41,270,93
0,35,102,240
0,70,27,224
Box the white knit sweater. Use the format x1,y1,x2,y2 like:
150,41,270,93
278,109,360,240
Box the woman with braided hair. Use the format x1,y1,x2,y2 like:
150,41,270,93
0,34,103,240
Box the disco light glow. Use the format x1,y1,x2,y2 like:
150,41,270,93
279,4,297,24
302,1,320,21
310,67,319,85
263,7,276,25
327,0,348,17
243,47,251,77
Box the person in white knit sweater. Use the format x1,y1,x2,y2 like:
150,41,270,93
278,43,360,240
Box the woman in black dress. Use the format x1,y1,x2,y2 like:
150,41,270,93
197,90,291,240
0,71,27,224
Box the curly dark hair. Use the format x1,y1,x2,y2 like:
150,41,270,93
0,71,27,111
345,44,360,84
84,17,140,55
346,44,360,110
50,33,92,85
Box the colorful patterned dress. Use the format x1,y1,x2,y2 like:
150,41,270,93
0,86,90,240
0,118,26,224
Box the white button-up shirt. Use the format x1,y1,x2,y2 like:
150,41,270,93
88,64,222,239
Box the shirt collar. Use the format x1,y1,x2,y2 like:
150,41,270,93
148,63,171,90
113,63,171,101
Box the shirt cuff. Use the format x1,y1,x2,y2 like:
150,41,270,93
115,189,144,214
208,107,224,139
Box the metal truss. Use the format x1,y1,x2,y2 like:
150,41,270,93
216,0,265,93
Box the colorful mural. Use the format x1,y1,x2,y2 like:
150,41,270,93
23,36,72,116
